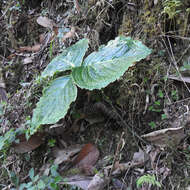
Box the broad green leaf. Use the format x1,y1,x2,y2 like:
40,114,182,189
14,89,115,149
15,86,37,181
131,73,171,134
72,36,151,90
42,38,89,78
29,168,34,180
28,186,36,190
31,76,77,131
33,175,40,182
24,182,33,188
50,165,59,177
10,171,19,187
54,176,62,183
19,183,27,190
50,183,57,189
0,136,5,150
37,180,46,189
83,36,132,66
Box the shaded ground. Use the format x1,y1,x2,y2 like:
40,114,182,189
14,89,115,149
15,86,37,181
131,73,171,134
1,0,190,189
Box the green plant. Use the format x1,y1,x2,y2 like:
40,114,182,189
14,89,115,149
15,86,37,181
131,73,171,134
161,113,167,120
0,127,27,161
0,129,16,151
148,103,162,113
0,102,26,153
162,0,182,19
29,36,151,135
11,165,62,190
171,90,178,101
148,88,165,114
9,1,21,11
180,58,190,73
136,174,161,188
48,139,56,147
148,121,156,129
157,89,164,98
0,128,21,157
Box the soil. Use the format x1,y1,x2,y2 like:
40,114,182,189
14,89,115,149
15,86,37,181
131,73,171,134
1,0,190,189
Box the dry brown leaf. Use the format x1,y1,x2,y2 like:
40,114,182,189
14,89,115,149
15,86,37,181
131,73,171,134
157,166,170,180
133,149,149,164
19,44,41,52
23,57,34,64
105,161,147,176
57,144,99,176
40,31,57,44
87,174,107,190
141,127,185,147
168,75,190,83
39,33,46,43
53,144,83,165
60,175,92,190
62,27,76,42
7,53,17,59
73,144,100,173
36,16,55,29
53,26,58,36
12,132,45,153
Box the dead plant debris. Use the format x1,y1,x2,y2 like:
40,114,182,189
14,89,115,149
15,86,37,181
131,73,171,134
1,0,190,189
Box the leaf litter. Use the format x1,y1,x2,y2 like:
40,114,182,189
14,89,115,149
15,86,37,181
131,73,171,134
1,0,190,189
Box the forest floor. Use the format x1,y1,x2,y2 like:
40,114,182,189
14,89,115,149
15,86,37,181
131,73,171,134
1,0,190,189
